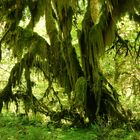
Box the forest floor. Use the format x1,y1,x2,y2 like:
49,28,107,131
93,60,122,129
0,114,140,140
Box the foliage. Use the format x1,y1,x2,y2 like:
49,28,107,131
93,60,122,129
100,14,140,120
0,114,140,140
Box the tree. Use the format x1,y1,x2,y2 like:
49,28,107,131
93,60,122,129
0,0,140,125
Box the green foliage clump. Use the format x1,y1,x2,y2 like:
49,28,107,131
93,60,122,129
0,114,140,140
0,0,140,128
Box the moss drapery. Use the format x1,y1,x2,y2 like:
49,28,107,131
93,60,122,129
0,0,140,124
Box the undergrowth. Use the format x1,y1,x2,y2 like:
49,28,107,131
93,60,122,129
0,113,140,140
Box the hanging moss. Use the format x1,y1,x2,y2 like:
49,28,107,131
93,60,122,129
89,24,105,57
27,0,46,29
55,0,78,20
0,83,12,111
0,66,20,112
10,63,23,87
0,44,1,61
90,0,102,25
45,0,83,94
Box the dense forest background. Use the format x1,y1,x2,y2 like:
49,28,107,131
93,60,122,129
0,0,140,132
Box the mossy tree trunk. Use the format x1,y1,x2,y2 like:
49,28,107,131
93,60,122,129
44,0,125,122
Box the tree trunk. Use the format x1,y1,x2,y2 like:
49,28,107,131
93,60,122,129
77,4,126,122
